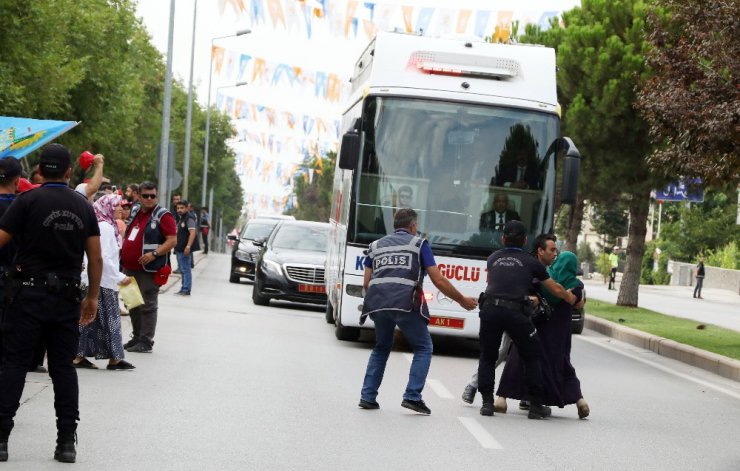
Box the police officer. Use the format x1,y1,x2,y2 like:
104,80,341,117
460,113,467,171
0,158,22,376
358,208,478,415
477,221,576,419
0,144,102,463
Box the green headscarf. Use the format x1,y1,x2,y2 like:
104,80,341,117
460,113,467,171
541,251,580,306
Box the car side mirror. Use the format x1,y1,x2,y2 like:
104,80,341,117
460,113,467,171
252,238,265,247
559,137,581,205
227,235,238,241
338,130,360,170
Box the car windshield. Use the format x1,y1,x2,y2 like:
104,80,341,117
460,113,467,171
242,222,276,240
272,225,329,252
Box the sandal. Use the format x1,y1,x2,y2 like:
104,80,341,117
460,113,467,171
73,358,98,369
107,360,136,371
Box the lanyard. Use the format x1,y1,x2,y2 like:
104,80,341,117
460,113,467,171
0,194,15,201
42,183,68,188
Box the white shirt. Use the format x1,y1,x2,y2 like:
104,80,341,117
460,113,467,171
82,221,126,290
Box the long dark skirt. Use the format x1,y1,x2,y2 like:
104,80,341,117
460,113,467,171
496,300,583,407
77,287,125,361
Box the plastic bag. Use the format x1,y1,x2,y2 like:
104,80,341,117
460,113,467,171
119,277,145,310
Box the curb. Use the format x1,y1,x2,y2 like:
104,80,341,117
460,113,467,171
160,252,209,293
585,315,740,382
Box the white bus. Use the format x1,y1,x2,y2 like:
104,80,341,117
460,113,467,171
326,32,581,341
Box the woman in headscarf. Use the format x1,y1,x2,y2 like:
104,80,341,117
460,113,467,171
73,194,135,370
494,251,589,418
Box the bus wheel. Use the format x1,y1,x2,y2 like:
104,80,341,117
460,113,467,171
335,314,360,341
325,301,335,324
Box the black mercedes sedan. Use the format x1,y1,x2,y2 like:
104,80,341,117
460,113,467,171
251,220,329,306
228,216,293,283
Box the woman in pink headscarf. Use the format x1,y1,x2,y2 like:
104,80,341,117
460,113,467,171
74,194,135,370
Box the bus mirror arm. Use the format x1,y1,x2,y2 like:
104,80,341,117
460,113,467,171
338,131,361,170
554,137,582,205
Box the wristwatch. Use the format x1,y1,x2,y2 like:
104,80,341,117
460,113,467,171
152,250,159,257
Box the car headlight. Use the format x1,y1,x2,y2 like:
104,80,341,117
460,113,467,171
235,250,252,262
261,258,282,276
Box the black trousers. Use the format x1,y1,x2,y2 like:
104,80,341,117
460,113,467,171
608,268,617,289
693,277,704,298
125,270,159,347
0,286,81,430
477,304,544,405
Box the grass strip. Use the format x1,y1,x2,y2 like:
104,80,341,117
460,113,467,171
585,299,740,361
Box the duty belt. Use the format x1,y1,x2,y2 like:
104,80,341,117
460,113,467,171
19,277,80,289
486,297,526,311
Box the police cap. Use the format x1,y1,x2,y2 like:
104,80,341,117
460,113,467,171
0,157,22,179
503,220,527,237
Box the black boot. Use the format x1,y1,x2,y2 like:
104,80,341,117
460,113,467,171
480,393,494,416
0,421,12,462
54,422,77,463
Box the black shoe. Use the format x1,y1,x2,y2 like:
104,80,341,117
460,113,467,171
401,399,431,415
126,342,152,353
73,358,98,369
54,442,76,463
29,365,48,373
358,399,379,410
107,360,136,371
527,404,552,420
480,402,494,416
519,400,530,410
54,426,76,463
0,441,7,462
461,384,477,404
123,338,139,350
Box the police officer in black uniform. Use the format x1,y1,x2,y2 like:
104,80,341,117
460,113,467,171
0,158,22,376
477,220,576,419
0,144,102,463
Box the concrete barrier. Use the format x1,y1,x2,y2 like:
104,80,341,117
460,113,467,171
669,261,740,294
585,315,740,382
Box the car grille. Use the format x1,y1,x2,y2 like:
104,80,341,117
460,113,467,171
285,265,325,284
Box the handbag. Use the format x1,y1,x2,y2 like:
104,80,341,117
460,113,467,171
119,277,145,309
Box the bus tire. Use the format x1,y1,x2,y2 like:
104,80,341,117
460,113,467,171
325,301,335,324
335,313,361,341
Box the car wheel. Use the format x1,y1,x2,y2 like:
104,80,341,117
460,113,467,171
325,300,335,324
229,272,240,283
251,276,270,306
334,311,360,341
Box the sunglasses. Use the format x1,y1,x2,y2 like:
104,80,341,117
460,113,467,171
140,194,157,200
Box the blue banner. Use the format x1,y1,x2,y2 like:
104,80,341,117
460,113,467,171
0,117,79,159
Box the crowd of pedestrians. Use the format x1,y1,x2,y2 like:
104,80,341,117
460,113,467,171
0,144,208,463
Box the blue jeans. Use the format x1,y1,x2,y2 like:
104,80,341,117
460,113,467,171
175,252,192,293
361,310,433,402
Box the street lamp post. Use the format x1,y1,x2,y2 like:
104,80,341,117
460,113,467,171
202,28,251,208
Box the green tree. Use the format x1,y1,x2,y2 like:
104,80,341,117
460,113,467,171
287,152,336,222
523,0,665,307
637,0,740,185
590,198,629,249
0,0,243,234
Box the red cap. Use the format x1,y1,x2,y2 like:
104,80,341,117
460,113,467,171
79,151,95,171
18,178,41,193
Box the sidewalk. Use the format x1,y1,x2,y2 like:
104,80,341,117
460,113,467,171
583,275,740,332
582,275,740,381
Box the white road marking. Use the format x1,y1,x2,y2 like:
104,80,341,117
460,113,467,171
458,417,503,449
576,335,740,401
426,379,454,399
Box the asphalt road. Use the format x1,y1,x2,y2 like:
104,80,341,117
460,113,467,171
7,254,740,470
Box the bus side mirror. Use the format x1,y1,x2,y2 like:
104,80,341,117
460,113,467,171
338,131,360,170
559,137,581,205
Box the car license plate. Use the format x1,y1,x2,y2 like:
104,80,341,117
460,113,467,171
298,284,326,294
429,316,464,329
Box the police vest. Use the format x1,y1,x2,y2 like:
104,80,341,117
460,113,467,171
127,204,170,273
361,231,429,321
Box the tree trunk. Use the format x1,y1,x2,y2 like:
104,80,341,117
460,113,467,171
564,194,584,253
617,191,651,307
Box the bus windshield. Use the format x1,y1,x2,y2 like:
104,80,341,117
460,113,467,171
350,96,560,257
